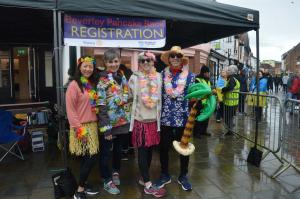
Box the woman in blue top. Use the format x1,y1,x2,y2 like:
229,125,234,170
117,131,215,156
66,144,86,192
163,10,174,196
249,70,268,119
215,69,227,122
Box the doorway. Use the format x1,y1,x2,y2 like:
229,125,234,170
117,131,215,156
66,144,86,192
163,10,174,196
0,47,37,103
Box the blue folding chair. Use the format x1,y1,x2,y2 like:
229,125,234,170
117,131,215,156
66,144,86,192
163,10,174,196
0,109,27,162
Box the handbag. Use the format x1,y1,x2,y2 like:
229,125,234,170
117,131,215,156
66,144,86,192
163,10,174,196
51,167,77,199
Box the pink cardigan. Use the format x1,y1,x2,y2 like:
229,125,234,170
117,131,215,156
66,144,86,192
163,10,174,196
65,80,97,128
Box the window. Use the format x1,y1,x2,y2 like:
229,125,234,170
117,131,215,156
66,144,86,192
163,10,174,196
45,51,53,87
0,51,10,88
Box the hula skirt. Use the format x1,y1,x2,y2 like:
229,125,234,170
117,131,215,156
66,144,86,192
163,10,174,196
69,121,99,156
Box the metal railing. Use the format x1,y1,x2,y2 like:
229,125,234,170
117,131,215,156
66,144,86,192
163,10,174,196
272,98,300,178
221,92,284,167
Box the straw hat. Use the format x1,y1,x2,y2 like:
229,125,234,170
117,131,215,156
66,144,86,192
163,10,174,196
161,46,189,66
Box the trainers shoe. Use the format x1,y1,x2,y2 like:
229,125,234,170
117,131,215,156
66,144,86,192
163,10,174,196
74,191,87,199
84,183,99,196
144,185,166,198
138,178,145,186
178,175,192,191
112,172,120,186
104,181,120,195
121,152,129,161
153,174,171,188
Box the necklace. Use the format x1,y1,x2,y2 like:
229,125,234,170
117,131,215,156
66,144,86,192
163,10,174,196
138,70,159,109
164,66,188,98
104,72,129,106
80,76,99,113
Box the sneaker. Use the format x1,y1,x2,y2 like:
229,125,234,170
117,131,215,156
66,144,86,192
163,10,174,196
144,185,166,198
84,183,99,196
103,181,120,195
177,175,192,191
154,174,171,188
74,191,87,199
216,119,221,123
112,172,120,186
121,152,129,161
138,178,145,186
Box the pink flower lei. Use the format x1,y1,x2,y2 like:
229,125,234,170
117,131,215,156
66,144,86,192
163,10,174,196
138,69,159,109
164,66,189,98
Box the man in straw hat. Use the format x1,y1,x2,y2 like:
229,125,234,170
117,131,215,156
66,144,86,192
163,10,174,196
154,46,195,191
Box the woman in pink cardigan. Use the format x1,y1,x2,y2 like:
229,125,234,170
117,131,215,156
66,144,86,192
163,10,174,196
65,56,100,199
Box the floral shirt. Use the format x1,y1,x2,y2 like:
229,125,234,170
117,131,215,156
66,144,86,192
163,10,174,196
97,70,131,135
161,68,195,127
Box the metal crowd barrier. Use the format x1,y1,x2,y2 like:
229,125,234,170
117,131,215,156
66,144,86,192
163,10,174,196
272,98,300,178
221,92,284,166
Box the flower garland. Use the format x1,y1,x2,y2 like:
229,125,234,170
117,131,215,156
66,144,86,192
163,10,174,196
138,70,159,109
76,127,88,143
164,66,189,98
80,76,99,113
103,72,129,106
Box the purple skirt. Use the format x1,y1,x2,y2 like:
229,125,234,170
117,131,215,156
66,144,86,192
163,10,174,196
132,120,160,148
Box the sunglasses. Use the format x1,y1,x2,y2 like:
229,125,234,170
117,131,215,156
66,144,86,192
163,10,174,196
139,58,152,64
169,53,183,59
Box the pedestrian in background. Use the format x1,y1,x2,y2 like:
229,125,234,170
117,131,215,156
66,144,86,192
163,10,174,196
274,74,282,93
193,65,212,138
282,73,289,94
215,68,227,122
222,65,240,135
237,68,248,114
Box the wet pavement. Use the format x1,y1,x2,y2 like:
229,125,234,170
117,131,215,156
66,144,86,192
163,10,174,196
2,92,300,199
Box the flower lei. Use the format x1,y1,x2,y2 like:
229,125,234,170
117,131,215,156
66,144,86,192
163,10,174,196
76,127,88,143
138,70,159,109
80,76,99,113
164,66,189,98
102,72,129,106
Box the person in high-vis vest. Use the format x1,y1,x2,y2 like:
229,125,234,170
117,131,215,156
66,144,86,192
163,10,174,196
193,65,212,138
222,65,240,135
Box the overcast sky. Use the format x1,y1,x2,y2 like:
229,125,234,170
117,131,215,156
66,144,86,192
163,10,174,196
217,0,300,61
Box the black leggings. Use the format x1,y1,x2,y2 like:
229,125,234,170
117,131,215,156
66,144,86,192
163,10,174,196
79,154,98,187
138,146,153,182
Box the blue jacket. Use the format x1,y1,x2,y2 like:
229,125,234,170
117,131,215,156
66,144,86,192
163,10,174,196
216,76,226,88
250,77,268,92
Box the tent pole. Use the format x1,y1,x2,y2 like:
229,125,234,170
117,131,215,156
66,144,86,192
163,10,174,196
53,9,67,167
255,28,260,148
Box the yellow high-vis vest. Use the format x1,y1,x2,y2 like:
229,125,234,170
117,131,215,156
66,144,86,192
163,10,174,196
196,78,211,104
224,77,240,106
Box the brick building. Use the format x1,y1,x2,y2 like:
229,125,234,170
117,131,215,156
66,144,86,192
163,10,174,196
282,42,300,73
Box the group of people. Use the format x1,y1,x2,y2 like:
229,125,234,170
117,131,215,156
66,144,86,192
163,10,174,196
66,46,199,199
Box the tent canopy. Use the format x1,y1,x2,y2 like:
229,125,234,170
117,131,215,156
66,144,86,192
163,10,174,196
0,0,259,48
